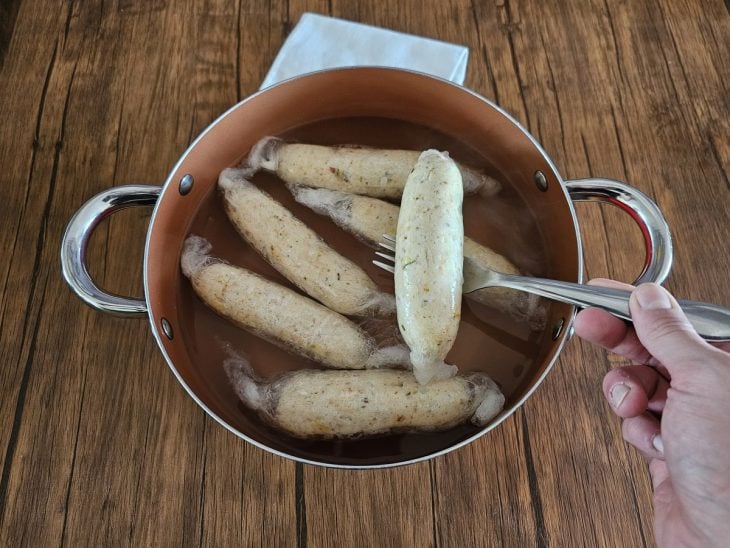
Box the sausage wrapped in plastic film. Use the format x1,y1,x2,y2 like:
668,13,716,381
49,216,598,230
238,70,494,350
225,357,505,439
246,136,501,198
289,185,546,330
395,150,464,384
181,236,409,370
219,168,394,317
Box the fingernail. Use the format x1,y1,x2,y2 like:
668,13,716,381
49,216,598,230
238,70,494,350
635,284,672,310
652,435,664,454
610,383,630,409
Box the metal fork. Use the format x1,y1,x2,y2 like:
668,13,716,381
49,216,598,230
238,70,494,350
374,234,730,342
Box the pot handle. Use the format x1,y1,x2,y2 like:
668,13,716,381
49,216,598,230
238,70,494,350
565,178,673,285
60,185,161,317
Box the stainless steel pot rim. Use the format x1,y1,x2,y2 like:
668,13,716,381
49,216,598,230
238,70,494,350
142,66,583,469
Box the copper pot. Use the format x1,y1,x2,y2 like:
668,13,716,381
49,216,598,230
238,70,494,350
61,68,672,468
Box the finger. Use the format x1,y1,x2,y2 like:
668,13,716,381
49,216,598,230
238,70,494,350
587,277,635,291
712,341,730,354
621,413,663,460
647,374,669,414
598,280,730,357
574,307,653,365
576,279,654,364
630,284,717,378
648,458,670,491
603,365,669,417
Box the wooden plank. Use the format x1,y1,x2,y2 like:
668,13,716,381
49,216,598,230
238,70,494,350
0,0,22,67
238,0,287,97
303,464,435,547
0,2,81,542
198,424,296,547
433,413,540,547
0,0,294,545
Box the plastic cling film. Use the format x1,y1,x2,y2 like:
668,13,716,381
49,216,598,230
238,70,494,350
408,352,458,385
246,135,282,172
460,163,500,197
223,355,268,412
286,185,355,231
181,235,221,278
469,374,506,426
365,344,412,369
361,291,397,318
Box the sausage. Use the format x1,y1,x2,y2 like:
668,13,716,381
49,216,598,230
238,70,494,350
181,236,409,369
246,136,501,198
225,359,506,439
219,168,394,317
290,185,545,329
464,238,546,330
395,150,464,384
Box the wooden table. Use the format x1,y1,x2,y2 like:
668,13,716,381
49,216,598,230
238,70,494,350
1,1,727,545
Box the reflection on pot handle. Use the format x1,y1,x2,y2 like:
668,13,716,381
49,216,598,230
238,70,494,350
565,178,673,285
60,185,161,317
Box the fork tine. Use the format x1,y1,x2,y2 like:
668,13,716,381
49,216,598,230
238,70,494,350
373,260,395,273
374,250,395,263
374,235,397,273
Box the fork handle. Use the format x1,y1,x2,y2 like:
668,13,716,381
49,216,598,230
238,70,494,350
496,274,730,342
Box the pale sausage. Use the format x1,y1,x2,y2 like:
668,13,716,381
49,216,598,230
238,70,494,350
246,137,500,198
219,168,394,317
225,360,506,439
181,236,409,369
395,150,464,384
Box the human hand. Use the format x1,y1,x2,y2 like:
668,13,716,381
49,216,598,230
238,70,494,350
574,281,730,547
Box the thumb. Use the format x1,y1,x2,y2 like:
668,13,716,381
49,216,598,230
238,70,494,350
630,283,709,375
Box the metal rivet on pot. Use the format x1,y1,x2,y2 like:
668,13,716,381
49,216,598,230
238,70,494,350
179,174,194,195
161,317,174,340
534,170,548,192
551,317,565,340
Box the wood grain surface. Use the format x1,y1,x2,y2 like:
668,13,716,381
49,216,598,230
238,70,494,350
1,0,728,546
